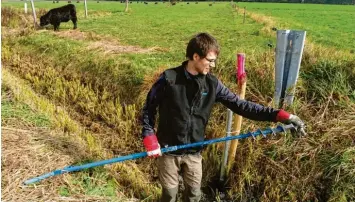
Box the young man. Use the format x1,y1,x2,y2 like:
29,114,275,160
141,33,305,202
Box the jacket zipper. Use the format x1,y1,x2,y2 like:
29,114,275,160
187,79,202,144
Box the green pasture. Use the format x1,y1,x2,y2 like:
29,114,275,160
3,1,355,52
236,2,355,51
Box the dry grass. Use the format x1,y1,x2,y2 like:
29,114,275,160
2,63,160,200
87,41,158,55
1,7,32,28
137,66,168,106
2,125,73,201
52,29,168,55
1,7,38,39
52,29,104,41
1,124,138,201
247,12,276,37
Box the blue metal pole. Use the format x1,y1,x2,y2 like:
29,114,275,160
24,124,295,185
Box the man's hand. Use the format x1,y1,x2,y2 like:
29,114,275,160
277,110,306,135
143,134,162,158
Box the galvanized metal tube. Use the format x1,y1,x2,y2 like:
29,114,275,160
219,109,233,182
284,31,306,106
274,30,290,108
274,30,306,107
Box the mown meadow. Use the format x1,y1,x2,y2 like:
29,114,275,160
1,1,354,201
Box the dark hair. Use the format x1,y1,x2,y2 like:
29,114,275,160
186,33,220,60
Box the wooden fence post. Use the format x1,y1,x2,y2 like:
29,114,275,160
24,0,28,14
243,7,246,24
84,0,88,18
227,53,247,171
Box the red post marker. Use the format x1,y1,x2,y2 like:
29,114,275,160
237,53,246,84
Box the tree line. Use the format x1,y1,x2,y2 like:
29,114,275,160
110,0,355,5
233,0,354,4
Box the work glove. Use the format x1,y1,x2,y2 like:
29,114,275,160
276,110,306,136
143,134,162,158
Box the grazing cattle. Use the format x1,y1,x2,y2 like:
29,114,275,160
40,4,77,31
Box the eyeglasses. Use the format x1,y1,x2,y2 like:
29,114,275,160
205,58,216,64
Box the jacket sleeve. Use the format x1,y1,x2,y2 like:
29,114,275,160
215,79,279,122
141,74,166,138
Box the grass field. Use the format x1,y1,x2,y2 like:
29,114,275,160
236,2,355,51
2,1,355,201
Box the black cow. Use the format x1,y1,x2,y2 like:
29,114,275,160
40,4,77,31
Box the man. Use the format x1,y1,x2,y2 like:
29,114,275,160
141,33,305,202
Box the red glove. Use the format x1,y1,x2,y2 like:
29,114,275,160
143,134,161,158
276,110,306,135
276,109,291,122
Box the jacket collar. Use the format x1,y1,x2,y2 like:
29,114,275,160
181,60,206,80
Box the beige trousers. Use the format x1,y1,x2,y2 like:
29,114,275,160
157,153,203,202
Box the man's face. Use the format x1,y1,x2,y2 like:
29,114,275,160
194,51,217,75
